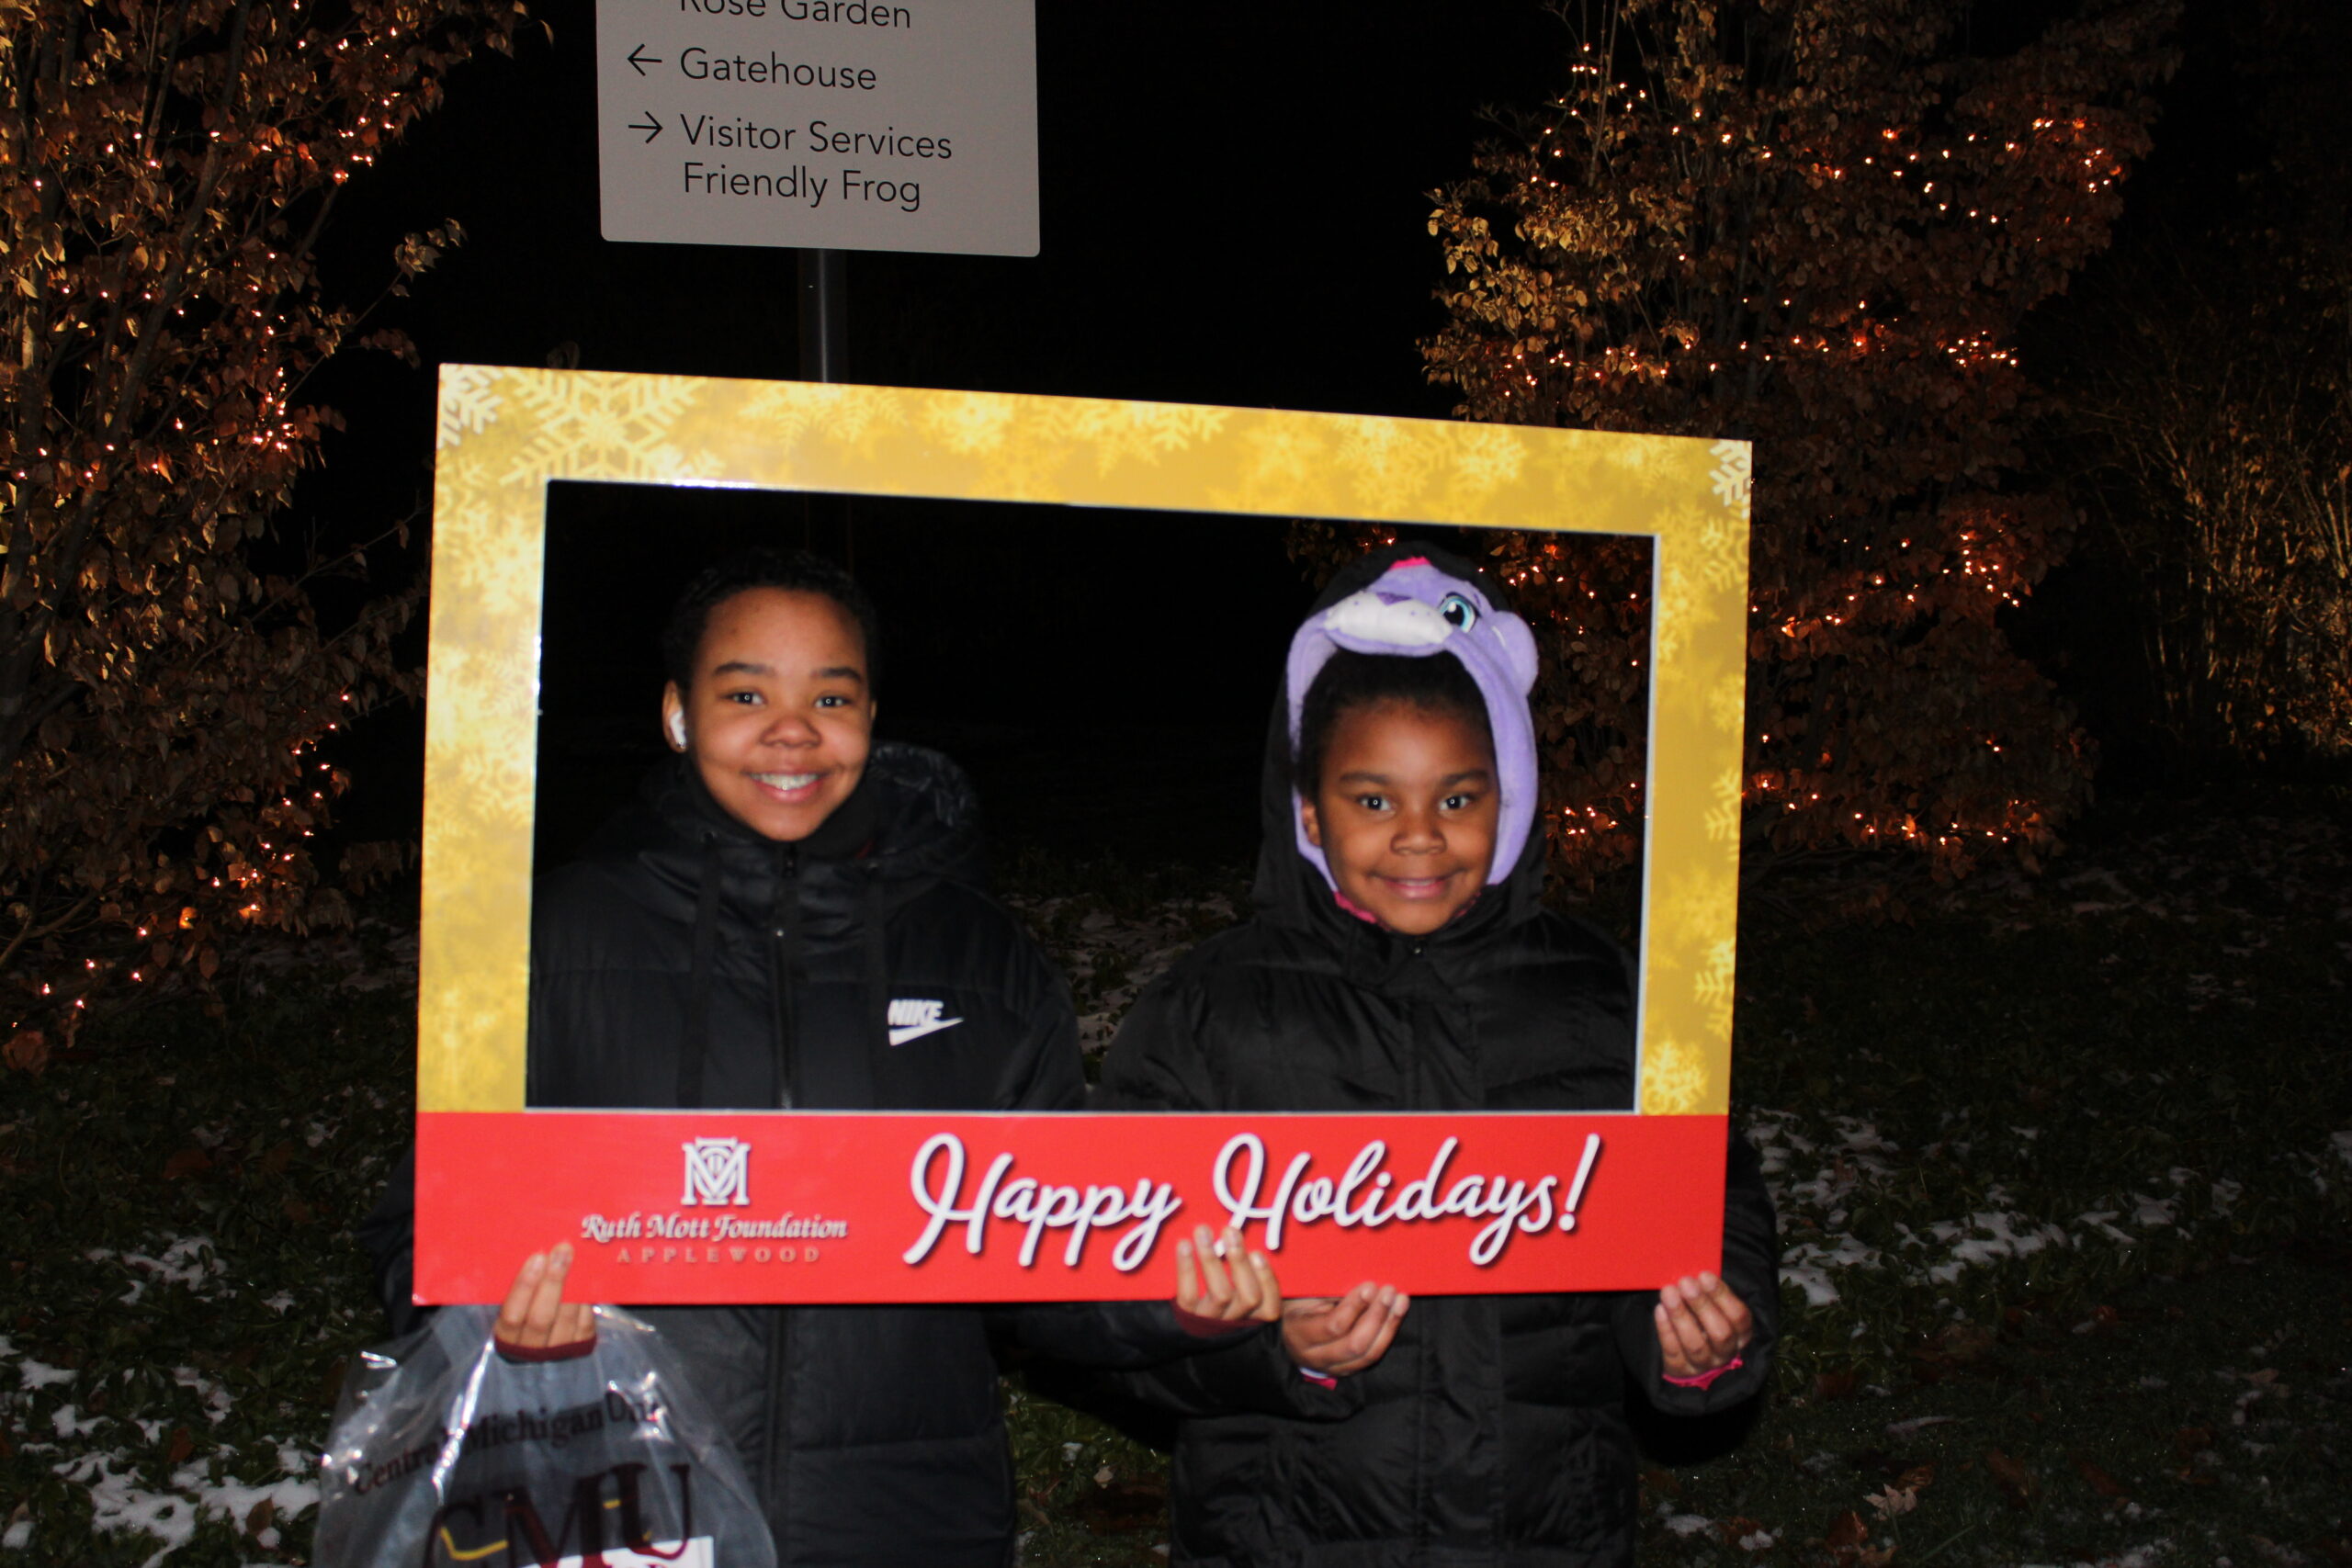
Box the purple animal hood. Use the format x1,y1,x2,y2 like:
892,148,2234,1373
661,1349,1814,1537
1284,555,1541,889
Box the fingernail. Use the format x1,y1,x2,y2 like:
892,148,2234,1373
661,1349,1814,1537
551,1243,572,1268
1176,1240,1192,1257
1699,1269,1719,1291
522,1252,545,1275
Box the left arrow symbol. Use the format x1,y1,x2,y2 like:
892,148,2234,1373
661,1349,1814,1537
628,43,662,74
628,112,662,143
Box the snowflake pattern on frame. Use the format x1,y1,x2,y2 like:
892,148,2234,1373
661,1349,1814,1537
740,380,906,461
1692,938,1736,1025
500,372,718,488
1693,511,1748,592
1334,415,1442,511
1446,421,1527,502
436,366,506,450
918,389,1018,458
1640,1033,1709,1115
1709,439,1751,513
1062,399,1233,472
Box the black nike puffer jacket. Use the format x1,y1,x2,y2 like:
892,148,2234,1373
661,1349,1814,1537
1089,549,1781,1568
364,745,1270,1568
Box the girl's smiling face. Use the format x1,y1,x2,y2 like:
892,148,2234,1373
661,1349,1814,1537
1300,700,1498,935
661,587,876,841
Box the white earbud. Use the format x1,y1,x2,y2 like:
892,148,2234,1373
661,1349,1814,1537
667,710,687,750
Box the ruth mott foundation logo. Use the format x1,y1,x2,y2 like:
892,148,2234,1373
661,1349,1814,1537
681,1136,752,1207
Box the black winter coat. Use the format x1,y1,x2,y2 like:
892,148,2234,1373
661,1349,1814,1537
1091,552,1781,1568
363,745,1238,1567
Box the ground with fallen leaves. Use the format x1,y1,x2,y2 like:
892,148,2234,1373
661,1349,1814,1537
1628,1236,2351,1567
1,791,2346,1565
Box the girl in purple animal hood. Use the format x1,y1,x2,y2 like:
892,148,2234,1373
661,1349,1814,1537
1093,542,1781,1567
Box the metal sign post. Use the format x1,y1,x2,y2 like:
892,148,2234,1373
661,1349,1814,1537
797,248,848,383
797,245,850,561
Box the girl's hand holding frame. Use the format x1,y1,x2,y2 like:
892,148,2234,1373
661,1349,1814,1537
1653,1269,1754,1380
1281,1284,1410,1377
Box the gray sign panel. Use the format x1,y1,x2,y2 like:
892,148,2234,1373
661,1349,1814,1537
597,0,1037,255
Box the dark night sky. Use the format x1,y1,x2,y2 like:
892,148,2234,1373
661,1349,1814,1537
329,0,1566,410
312,0,1573,867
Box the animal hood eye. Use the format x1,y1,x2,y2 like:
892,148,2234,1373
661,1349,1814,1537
1438,593,1479,631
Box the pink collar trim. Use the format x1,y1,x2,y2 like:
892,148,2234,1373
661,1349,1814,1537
1327,886,1487,931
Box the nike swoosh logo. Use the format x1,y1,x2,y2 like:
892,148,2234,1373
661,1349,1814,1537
888,1016,963,1046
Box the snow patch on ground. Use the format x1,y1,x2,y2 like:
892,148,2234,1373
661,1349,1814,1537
1928,1209,2073,1283
51,1403,106,1438
49,1449,319,1567
1779,1236,1880,1305
1747,1105,2351,1304
56,1452,202,1564
170,1366,234,1427
17,1358,75,1390
87,1235,230,1305
2,1325,328,1561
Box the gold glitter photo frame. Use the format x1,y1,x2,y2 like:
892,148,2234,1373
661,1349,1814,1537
413,367,1751,1301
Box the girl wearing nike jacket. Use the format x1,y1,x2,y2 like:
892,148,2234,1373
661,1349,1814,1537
364,547,1312,1567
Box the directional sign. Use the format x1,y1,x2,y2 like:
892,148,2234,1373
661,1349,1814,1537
596,0,1038,255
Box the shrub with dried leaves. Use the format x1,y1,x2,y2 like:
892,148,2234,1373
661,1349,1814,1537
0,0,524,1029
1347,0,2178,884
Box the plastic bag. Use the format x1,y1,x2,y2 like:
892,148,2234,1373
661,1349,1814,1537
317,1305,775,1568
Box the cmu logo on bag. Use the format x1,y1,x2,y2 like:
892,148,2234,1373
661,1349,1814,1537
680,1136,752,1207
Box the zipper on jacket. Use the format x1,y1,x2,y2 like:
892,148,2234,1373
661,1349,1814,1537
761,1305,793,1552
762,840,800,1551
769,841,800,1110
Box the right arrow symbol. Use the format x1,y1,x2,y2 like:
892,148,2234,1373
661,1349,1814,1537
627,42,662,74
628,111,662,144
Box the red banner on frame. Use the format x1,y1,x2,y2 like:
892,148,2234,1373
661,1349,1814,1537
414,1111,1727,1305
